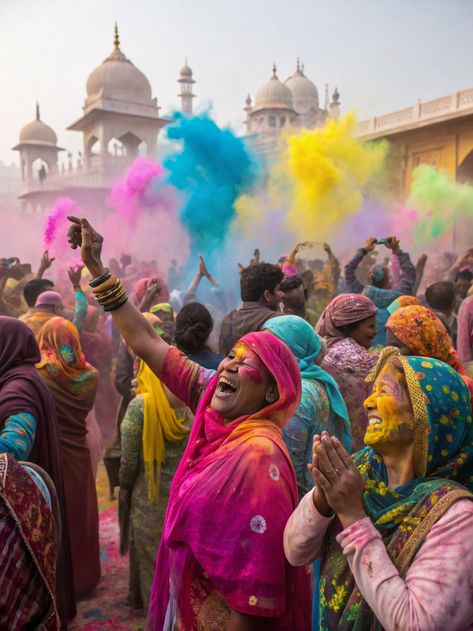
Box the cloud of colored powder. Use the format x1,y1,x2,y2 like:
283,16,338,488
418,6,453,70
164,113,259,263
408,164,473,245
272,113,389,242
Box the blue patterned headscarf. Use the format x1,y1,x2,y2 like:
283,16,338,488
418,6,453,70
263,315,350,425
358,347,473,536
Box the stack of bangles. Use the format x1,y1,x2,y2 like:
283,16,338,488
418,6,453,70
89,269,128,312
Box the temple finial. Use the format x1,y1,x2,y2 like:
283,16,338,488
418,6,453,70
297,57,301,72
272,63,277,79
114,22,120,49
36,102,40,120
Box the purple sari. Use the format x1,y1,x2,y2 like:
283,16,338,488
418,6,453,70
0,317,76,622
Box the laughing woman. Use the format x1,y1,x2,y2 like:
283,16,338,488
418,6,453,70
67,217,311,631
284,348,473,631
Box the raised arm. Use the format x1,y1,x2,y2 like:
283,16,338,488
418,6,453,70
345,237,377,294
386,238,416,295
67,217,169,377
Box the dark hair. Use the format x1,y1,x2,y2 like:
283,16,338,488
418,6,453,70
240,263,284,302
425,282,456,311
457,269,473,282
280,275,303,293
23,278,54,307
174,302,214,354
337,322,362,337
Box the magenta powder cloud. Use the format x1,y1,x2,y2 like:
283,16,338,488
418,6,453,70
43,197,80,248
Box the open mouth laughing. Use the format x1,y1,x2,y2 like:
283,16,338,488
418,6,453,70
215,375,238,399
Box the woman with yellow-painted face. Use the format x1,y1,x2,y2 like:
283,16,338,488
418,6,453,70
284,347,473,631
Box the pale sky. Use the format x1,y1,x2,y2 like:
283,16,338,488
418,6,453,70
1,0,472,166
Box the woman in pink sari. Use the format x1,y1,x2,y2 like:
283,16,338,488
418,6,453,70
67,217,312,631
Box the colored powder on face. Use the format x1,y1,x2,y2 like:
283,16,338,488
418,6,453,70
43,197,80,249
273,113,389,242
408,164,473,245
164,113,259,263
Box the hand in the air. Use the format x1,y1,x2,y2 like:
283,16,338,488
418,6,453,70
67,217,104,278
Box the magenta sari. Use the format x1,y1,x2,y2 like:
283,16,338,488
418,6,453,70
147,332,311,630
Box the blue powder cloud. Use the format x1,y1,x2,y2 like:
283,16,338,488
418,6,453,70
164,113,258,262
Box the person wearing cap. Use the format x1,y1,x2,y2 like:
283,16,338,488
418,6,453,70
20,266,87,339
344,236,416,347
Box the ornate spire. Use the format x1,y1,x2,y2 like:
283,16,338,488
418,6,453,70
114,22,120,50
301,61,305,75
296,57,301,72
272,63,278,79
35,102,40,120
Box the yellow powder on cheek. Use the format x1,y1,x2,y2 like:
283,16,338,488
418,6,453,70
365,396,413,446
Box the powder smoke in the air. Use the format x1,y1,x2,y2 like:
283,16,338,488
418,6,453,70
164,114,259,263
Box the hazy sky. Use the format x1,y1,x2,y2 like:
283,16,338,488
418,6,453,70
1,0,472,165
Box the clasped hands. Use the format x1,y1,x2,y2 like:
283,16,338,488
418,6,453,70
308,431,366,530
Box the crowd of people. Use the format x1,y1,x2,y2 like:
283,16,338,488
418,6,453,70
1,222,473,630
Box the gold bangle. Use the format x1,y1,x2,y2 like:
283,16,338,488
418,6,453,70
98,288,127,307
94,282,124,301
96,286,126,306
91,275,118,295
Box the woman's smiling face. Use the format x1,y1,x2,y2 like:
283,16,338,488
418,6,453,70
363,361,414,449
210,341,278,420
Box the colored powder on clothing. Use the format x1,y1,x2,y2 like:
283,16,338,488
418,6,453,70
164,113,259,263
408,164,473,244
273,113,389,242
43,197,79,248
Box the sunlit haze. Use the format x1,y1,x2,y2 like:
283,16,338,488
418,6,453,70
1,0,472,165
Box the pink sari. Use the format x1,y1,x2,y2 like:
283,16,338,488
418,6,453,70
147,332,311,630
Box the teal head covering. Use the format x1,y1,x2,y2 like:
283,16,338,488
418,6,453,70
360,348,473,533
263,315,350,425
320,347,473,630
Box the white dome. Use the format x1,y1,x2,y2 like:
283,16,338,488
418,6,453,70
86,39,152,103
254,66,293,111
285,64,319,114
180,61,193,78
19,106,58,146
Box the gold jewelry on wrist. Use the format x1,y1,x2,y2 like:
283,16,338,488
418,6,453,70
91,275,118,295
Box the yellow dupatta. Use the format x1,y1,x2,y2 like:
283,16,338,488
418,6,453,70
135,360,189,502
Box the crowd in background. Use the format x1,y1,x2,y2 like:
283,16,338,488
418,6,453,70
1,228,473,630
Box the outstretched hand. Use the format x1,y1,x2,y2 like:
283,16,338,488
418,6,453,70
311,431,366,529
385,236,401,255
68,264,84,288
67,216,105,278
39,250,55,271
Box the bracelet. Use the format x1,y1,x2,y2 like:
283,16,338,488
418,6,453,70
100,287,127,308
89,268,110,288
96,284,125,305
358,248,367,256
93,277,128,311
104,295,128,312
94,282,124,302
91,275,118,295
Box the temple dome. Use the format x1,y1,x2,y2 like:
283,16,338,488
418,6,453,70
285,62,319,113
86,26,152,102
254,65,294,111
19,105,58,146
